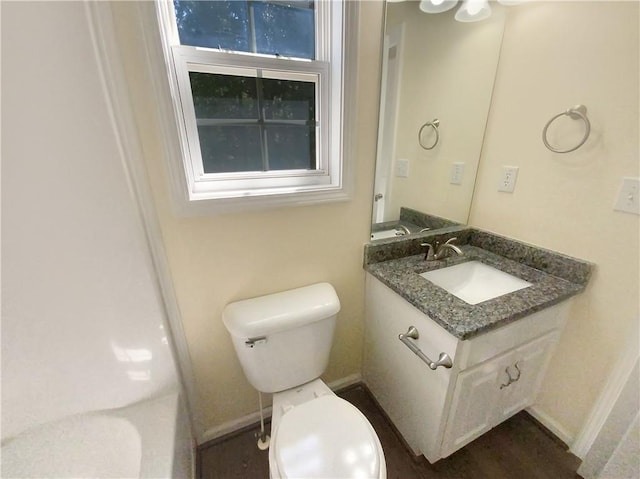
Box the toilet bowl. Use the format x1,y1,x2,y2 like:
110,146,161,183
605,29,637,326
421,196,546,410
223,283,386,479
268,379,385,479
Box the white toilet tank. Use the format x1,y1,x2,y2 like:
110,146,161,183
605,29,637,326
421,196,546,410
222,283,340,393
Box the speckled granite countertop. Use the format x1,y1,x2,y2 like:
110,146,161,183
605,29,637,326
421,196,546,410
364,229,593,340
371,208,462,239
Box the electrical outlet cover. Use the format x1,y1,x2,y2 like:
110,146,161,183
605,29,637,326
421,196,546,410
498,166,519,193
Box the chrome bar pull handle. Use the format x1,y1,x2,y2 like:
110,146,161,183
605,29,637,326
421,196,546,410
398,326,453,370
401,325,419,340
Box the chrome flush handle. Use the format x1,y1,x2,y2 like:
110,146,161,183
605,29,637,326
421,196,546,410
245,336,267,348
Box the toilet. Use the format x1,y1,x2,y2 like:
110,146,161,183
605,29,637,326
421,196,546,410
223,283,386,479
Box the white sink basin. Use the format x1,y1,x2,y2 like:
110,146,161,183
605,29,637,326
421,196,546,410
420,261,532,305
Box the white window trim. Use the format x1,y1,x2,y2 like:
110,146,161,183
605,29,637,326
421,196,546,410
171,49,331,197
140,0,359,215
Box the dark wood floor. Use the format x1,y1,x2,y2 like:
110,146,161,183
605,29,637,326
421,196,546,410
198,384,582,479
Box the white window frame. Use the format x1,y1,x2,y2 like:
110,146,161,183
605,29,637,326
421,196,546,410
152,0,353,213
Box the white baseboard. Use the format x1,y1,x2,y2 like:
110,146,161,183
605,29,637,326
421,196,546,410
327,372,363,393
199,373,363,445
200,407,272,445
526,405,574,447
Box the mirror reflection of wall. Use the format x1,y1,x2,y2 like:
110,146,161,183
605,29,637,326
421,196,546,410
372,1,505,232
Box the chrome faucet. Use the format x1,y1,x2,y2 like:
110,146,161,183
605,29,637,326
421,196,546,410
395,225,411,236
436,238,463,259
421,237,464,261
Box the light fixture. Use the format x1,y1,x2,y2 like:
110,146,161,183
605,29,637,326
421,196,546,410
419,0,459,14
454,0,492,22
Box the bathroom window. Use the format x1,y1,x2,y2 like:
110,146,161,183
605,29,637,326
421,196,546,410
155,0,350,212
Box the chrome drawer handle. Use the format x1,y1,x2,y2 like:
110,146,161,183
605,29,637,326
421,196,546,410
398,326,453,370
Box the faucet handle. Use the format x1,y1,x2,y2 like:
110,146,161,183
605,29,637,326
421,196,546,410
420,242,435,261
433,237,464,260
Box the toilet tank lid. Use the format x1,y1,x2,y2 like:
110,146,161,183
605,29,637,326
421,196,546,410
222,283,340,338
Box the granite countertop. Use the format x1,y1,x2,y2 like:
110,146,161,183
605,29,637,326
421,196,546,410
370,208,463,241
365,244,589,340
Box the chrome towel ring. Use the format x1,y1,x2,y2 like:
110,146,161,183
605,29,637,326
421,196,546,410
542,104,591,153
418,118,440,150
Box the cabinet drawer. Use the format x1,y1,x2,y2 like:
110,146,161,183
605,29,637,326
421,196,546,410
455,301,570,370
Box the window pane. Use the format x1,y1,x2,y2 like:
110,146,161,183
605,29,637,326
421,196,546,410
174,1,250,51
266,126,315,170
253,2,315,59
189,72,317,174
199,125,263,173
262,78,315,122
189,72,258,119
173,1,314,59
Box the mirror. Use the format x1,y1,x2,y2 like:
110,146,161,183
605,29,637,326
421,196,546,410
371,0,506,240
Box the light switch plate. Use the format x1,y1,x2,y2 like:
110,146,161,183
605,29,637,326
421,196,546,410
395,158,409,178
450,162,465,185
614,177,640,215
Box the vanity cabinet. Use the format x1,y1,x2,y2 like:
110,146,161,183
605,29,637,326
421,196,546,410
363,274,569,463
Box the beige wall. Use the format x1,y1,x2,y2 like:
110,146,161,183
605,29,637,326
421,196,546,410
469,1,639,440
113,2,384,438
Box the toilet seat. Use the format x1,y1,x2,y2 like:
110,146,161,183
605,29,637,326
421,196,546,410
270,395,385,479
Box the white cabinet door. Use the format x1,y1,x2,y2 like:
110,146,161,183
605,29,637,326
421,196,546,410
496,331,559,422
440,350,510,457
441,331,559,458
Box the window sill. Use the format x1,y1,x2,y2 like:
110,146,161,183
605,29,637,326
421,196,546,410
171,184,352,216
